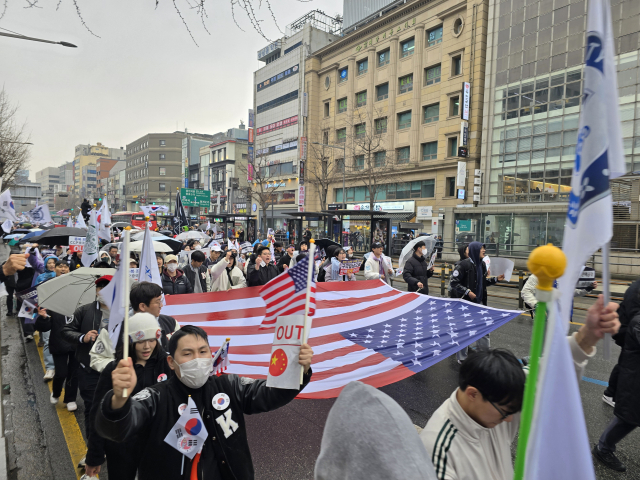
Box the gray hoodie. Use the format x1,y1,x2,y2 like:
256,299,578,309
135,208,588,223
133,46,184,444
315,381,437,480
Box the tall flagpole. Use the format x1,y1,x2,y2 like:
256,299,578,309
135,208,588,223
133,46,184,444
121,227,131,398
601,241,612,359
300,239,316,384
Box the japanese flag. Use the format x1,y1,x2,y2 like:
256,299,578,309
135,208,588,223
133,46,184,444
163,396,208,459
266,315,305,390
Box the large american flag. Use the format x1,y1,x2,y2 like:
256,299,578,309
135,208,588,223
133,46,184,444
258,255,315,328
163,280,521,399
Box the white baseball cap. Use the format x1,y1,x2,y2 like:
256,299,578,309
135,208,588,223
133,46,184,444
128,312,161,343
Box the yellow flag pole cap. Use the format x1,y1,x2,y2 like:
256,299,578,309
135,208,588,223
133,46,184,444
309,238,315,244
526,243,566,291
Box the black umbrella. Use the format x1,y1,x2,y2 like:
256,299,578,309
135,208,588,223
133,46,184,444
313,238,341,251
23,227,87,246
159,229,174,237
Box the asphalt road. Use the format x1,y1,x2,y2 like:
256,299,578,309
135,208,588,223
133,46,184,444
1,259,638,480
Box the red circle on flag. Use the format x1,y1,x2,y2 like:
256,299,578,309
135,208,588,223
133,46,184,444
269,348,288,377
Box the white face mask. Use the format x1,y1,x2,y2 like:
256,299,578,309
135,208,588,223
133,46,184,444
175,357,213,389
421,248,427,255
195,245,202,250
167,263,178,273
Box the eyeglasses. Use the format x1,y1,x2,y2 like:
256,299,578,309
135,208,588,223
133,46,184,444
488,400,517,420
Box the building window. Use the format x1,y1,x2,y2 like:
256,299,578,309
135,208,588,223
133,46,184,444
425,64,441,85
397,147,410,164
324,102,330,117
453,18,463,35
354,155,364,170
357,59,368,75
451,55,462,76
375,117,387,134
256,90,299,114
427,26,443,46
355,123,366,138
356,91,367,107
423,142,438,161
446,177,456,197
159,183,166,192
336,158,345,172
422,179,435,197
399,74,413,95
339,67,348,83
337,97,347,114
378,49,390,67
423,104,439,124
374,151,386,167
159,167,166,176
160,140,166,146
398,111,412,130
450,96,460,117
337,128,347,143
376,83,389,101
400,38,415,57
160,154,165,159
448,137,459,157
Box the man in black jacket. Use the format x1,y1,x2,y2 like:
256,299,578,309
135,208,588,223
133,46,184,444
2,252,28,317
96,325,313,480
402,241,434,294
247,245,279,287
130,282,180,348
277,244,295,273
182,250,209,293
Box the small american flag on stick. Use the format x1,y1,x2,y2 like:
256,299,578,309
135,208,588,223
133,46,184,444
259,255,316,329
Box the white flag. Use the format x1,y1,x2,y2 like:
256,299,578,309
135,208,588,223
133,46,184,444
0,190,19,222
98,232,130,346
266,315,305,390
81,210,99,268
163,396,209,459
66,217,73,228
140,205,169,216
558,0,626,328
25,204,53,224
227,239,235,251
212,224,217,235
75,215,87,229
207,221,211,231
1,219,12,233
524,297,595,480
97,200,111,242
138,222,162,290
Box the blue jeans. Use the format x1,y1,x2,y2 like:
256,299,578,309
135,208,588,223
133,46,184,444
456,334,490,362
42,330,55,371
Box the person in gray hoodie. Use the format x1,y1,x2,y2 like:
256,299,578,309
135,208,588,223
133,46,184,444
315,381,437,480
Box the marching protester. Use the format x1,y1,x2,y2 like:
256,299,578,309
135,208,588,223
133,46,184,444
95,325,314,480
449,241,504,363
210,250,247,292
130,282,180,348
35,260,78,410
290,240,309,268
277,244,295,273
402,241,434,295
456,244,468,266
346,245,355,259
364,242,394,284
156,254,164,276
273,242,283,263
108,245,118,265
247,245,279,287
34,254,58,380
61,275,113,469
182,250,210,293
85,312,174,479
7,247,42,341
161,254,193,295
522,272,597,319
205,244,222,267
326,248,356,282
421,295,620,480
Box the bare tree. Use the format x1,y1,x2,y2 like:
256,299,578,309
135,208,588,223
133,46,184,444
0,88,31,190
306,126,344,211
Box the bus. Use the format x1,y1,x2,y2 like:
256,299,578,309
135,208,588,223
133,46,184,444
112,211,158,230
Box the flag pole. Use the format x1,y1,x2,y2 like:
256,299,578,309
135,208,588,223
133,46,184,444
513,244,566,480
601,241,612,360
300,239,316,384
122,227,131,398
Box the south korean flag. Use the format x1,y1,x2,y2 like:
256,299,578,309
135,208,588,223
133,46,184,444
163,396,208,459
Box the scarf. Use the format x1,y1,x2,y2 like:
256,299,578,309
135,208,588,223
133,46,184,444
189,264,204,293
371,254,385,278
467,242,485,303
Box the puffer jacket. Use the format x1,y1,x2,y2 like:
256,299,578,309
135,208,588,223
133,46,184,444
402,253,434,294
35,310,76,354
161,269,193,295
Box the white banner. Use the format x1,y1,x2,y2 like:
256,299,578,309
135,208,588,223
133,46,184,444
266,315,305,390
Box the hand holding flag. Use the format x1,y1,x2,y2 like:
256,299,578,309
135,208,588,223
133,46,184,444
163,396,208,460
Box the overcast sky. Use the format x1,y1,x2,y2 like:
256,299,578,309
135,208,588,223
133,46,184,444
0,0,342,181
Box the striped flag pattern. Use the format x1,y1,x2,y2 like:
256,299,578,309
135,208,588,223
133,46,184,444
258,255,316,328
163,280,522,399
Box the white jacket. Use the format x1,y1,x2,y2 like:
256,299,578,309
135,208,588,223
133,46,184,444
209,258,247,292
420,332,595,480
521,273,587,310
364,254,394,284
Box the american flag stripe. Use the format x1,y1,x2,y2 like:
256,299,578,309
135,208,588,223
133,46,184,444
166,280,521,399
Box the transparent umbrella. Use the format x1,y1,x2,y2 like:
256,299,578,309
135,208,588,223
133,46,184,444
398,236,437,271
175,231,210,243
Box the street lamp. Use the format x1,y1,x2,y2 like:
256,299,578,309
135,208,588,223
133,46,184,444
312,141,346,209
0,31,77,48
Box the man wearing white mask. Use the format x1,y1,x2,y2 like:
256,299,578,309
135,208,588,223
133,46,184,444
402,241,434,295
95,325,314,480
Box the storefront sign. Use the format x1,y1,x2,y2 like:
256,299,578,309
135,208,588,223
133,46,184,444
347,200,415,212
457,161,466,187
256,139,298,157
248,128,254,144
265,182,286,189
297,185,305,205
299,161,305,185
355,17,416,52
257,41,281,60
300,136,307,161
461,121,468,147
462,82,471,121
416,206,433,220
456,219,472,231
256,64,299,91
248,109,254,128
256,115,298,136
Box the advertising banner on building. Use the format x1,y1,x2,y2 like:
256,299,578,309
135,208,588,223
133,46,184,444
456,161,466,187
462,82,471,121
461,121,468,146
299,136,307,160
416,206,433,220
297,185,305,206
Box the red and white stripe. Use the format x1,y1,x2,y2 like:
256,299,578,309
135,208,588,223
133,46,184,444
258,273,316,328
164,280,416,399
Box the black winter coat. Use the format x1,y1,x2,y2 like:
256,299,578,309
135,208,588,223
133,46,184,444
277,253,293,273
61,301,104,371
86,349,174,476
614,314,640,426
614,278,640,347
183,264,208,292
96,370,312,480
35,311,75,354
403,253,434,294
449,258,497,305
161,270,193,295
247,262,279,287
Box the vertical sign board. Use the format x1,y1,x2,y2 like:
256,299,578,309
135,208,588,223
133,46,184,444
460,121,469,147
302,92,308,117
456,161,466,187
299,161,305,186
299,137,307,161
462,82,471,121
297,186,305,206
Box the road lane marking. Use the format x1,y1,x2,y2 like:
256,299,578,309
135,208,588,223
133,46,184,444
582,376,609,387
35,333,85,480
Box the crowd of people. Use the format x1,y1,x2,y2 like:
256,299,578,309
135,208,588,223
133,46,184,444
0,225,635,478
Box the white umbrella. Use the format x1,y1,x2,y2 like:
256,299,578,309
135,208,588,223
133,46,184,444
398,236,437,271
37,267,115,316
129,240,173,252
131,230,165,241
175,231,210,243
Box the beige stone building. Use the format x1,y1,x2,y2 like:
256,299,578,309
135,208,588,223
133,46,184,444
304,0,488,234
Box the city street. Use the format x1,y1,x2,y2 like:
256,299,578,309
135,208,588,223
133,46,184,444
1,263,637,480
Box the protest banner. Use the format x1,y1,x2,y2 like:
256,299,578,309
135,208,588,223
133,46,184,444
339,259,362,276
427,251,437,269
488,257,514,282
68,236,85,253
266,314,305,390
